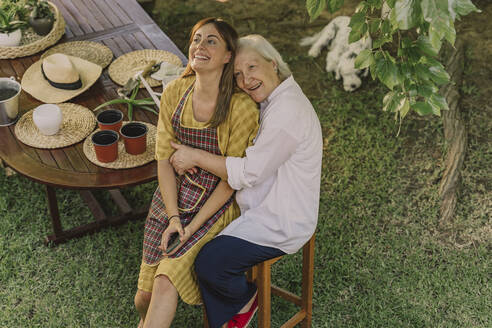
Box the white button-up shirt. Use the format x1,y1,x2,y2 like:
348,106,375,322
221,76,322,254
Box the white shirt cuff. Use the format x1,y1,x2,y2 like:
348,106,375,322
226,156,246,190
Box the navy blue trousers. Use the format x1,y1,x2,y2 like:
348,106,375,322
195,235,285,328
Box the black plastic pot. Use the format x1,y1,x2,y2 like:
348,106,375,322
28,16,54,36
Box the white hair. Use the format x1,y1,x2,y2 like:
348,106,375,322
237,34,292,81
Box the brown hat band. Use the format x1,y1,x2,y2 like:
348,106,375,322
41,65,83,90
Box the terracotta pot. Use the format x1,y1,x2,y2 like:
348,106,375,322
28,16,54,36
91,130,119,163
96,109,123,134
0,29,22,47
120,122,148,155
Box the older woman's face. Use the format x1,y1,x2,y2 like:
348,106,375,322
234,48,280,103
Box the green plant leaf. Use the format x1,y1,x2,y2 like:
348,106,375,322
449,0,481,18
413,101,434,115
416,81,438,98
369,18,380,34
399,97,411,118
382,91,397,112
355,49,374,69
306,0,327,21
326,0,344,13
377,57,399,90
429,93,449,112
416,35,438,57
137,105,159,115
394,0,419,30
428,65,450,85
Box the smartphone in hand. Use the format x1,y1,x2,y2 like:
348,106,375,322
166,233,181,253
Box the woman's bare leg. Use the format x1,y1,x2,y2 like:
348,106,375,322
142,275,178,328
134,290,152,327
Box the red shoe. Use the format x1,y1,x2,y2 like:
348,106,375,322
228,295,258,328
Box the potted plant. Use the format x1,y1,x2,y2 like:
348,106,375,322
0,3,27,47
26,0,54,36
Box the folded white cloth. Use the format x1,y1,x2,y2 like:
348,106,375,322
150,62,185,85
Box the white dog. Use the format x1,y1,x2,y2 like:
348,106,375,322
300,16,372,92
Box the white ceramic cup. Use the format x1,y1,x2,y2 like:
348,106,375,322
32,104,63,135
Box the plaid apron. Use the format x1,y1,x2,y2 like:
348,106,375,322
142,83,234,265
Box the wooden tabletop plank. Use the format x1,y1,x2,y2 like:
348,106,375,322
8,126,41,163
52,0,86,37
63,146,91,173
69,0,105,32
51,148,75,171
124,33,145,51
90,0,125,27
111,35,134,55
104,0,133,25
82,0,114,31
120,0,154,25
131,31,155,50
58,0,94,35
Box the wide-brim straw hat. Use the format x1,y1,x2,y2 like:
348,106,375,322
21,54,102,104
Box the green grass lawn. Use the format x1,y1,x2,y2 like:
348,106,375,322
1,1,490,327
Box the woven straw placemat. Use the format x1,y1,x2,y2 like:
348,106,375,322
0,2,65,59
41,41,113,68
108,49,182,87
15,103,96,149
83,121,156,169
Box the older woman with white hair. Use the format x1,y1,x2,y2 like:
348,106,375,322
170,34,322,328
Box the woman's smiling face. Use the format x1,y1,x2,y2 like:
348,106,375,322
189,23,231,73
234,48,281,103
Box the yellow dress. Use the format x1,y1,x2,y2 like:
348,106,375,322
137,76,259,305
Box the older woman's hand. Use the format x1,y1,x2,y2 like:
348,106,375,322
170,141,198,175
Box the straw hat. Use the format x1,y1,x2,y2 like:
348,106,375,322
21,53,102,104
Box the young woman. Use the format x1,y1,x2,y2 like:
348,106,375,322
133,19,259,328
170,34,323,328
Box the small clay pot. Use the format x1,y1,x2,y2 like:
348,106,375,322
28,16,54,36
92,130,119,163
120,122,148,155
96,109,123,134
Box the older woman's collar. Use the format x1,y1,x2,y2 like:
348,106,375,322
260,75,294,109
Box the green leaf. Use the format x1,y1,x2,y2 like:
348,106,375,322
355,49,374,69
128,102,133,121
413,101,434,116
429,93,449,111
421,0,437,22
399,97,411,118
416,35,438,57
428,23,443,52
394,0,418,30
428,65,450,85
417,81,438,98
377,57,399,90
415,63,431,82
369,18,380,34
306,0,327,21
449,0,481,18
382,91,397,112
137,105,159,115
373,35,392,48
326,0,344,13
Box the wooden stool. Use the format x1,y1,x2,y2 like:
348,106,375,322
203,234,315,328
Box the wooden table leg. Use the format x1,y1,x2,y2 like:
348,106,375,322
45,185,63,239
44,188,149,245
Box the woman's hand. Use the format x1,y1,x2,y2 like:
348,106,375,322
160,216,184,255
160,216,194,256
169,141,198,175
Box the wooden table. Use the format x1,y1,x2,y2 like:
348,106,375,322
0,0,186,244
